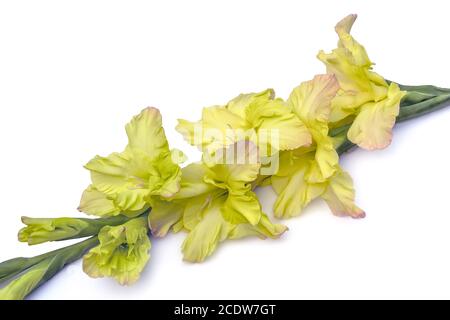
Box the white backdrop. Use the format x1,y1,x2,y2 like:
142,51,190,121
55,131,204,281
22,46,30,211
1,0,450,300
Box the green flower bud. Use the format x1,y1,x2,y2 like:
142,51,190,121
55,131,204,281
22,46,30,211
18,215,129,245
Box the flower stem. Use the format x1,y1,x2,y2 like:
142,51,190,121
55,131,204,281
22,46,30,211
397,91,450,123
0,237,98,299
0,210,151,299
0,237,98,285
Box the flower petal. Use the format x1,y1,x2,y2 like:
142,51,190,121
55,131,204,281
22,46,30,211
78,186,121,217
148,151,183,198
229,213,288,240
347,82,406,150
181,198,230,263
177,88,311,155
81,108,182,217
125,107,169,158
317,15,387,102
85,149,181,213
329,90,372,123
182,194,212,231
256,111,312,151
272,165,326,219
288,74,340,123
170,163,216,200
226,89,275,119
221,192,262,225
84,149,150,213
148,199,184,237
176,106,249,154
203,141,261,192
246,98,312,151
83,218,151,285
335,14,371,68
322,169,365,218
306,124,339,182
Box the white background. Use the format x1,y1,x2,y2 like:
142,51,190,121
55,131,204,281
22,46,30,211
1,0,450,300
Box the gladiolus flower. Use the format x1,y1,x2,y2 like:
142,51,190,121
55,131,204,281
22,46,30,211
149,142,287,262
318,14,406,150
79,108,185,217
272,74,365,219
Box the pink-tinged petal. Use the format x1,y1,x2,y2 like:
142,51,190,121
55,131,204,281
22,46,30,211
288,74,340,123
322,169,365,219
347,82,406,150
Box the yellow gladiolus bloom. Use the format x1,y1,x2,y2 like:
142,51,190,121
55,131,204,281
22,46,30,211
272,74,365,219
318,14,406,150
176,89,312,159
79,108,185,217
149,142,287,262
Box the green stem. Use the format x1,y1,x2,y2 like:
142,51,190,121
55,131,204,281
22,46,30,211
336,139,355,155
397,93,450,123
0,237,98,299
33,237,98,295
0,211,151,299
0,237,98,284
396,83,450,96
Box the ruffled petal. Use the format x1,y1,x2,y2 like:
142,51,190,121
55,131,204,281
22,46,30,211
83,218,151,285
226,89,275,119
221,192,262,225
181,198,230,263
78,186,121,217
181,197,286,262
288,74,340,123
148,199,184,237
203,141,261,192
347,82,406,150
322,169,365,218
125,107,169,159
335,14,371,68
178,88,311,156
272,165,326,219
176,106,249,154
329,90,372,123
81,108,182,216
229,213,287,240
170,163,216,200
317,14,391,111
306,124,339,182
182,193,214,231
246,98,312,151
256,111,312,151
